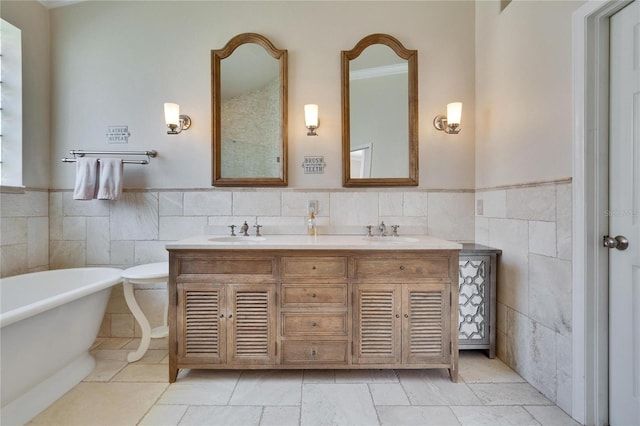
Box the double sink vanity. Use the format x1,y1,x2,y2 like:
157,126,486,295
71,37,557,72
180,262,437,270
165,29,498,384
166,235,462,383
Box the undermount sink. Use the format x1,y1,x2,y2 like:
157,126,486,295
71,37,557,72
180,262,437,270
363,236,419,243
208,236,266,243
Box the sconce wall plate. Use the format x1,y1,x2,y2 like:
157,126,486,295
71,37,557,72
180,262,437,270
433,102,462,135
433,114,460,134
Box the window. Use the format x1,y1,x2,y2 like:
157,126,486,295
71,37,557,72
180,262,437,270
0,18,23,187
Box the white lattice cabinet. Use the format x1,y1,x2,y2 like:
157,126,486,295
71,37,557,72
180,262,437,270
458,244,501,358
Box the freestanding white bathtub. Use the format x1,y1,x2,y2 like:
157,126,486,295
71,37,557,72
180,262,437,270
0,267,123,426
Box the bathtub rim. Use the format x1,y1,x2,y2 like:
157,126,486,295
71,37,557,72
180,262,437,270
0,267,123,328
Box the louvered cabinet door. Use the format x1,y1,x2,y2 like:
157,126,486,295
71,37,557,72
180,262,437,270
402,283,450,365
352,284,401,364
228,284,276,365
177,283,226,364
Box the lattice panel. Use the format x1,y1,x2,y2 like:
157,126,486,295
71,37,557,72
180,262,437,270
409,291,443,355
458,259,487,341
185,290,220,356
234,291,269,357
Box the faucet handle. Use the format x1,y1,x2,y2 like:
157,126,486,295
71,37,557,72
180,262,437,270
254,224,262,237
228,225,236,236
366,225,373,237
391,225,400,237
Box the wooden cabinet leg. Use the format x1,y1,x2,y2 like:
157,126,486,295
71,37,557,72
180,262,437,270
449,367,459,383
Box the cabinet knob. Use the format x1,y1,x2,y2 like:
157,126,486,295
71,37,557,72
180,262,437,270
311,349,317,356
312,293,317,298
399,265,405,270
404,314,408,318
395,314,400,318
228,314,232,318
312,266,317,270
220,314,224,318
311,322,317,327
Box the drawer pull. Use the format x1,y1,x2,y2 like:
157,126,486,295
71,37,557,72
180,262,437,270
311,349,317,356
399,265,405,270
228,314,233,319
312,293,317,298
404,313,408,318
396,314,400,318
311,322,317,327
312,266,317,270
220,314,225,318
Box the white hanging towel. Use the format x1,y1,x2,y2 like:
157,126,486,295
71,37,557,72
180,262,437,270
73,157,99,200
97,158,124,200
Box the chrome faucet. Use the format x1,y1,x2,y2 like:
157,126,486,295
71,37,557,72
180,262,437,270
391,225,400,237
240,221,250,236
378,221,387,237
228,224,236,236
254,224,262,237
366,225,373,237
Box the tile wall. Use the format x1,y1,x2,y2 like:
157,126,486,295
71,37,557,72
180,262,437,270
46,188,475,339
0,189,49,277
475,180,572,414
0,183,572,413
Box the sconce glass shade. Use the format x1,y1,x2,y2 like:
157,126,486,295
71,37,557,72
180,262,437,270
304,104,319,136
164,102,180,126
164,102,191,134
446,102,462,125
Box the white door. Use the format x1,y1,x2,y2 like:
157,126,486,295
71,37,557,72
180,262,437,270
609,1,640,424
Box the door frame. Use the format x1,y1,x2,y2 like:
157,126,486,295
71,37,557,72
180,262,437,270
572,1,633,424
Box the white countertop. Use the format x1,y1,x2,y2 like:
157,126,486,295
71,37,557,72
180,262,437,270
165,234,462,251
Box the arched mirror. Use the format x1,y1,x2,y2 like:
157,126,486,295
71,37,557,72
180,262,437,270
212,33,288,186
342,34,418,187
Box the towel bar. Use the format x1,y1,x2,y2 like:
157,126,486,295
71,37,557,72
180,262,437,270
61,150,157,165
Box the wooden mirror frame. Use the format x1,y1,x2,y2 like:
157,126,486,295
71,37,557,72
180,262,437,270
212,33,288,187
341,34,418,187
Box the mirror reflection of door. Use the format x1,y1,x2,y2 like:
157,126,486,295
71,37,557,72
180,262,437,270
341,34,418,187
350,45,408,179
350,144,372,178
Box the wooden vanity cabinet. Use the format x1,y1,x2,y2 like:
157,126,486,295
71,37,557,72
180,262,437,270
168,249,458,383
170,252,278,380
176,282,276,366
353,283,451,366
352,254,455,371
279,255,350,365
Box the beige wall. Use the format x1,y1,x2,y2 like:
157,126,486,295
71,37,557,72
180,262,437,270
1,1,51,189
474,0,586,416
48,0,476,190
475,0,584,188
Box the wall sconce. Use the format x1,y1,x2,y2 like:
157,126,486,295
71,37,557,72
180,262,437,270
304,104,319,136
433,102,462,134
164,102,192,134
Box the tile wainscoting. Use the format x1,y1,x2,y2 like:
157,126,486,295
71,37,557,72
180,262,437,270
0,181,573,414
0,189,49,277
45,188,475,339
475,180,572,414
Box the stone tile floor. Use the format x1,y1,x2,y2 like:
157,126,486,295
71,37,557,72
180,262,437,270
29,337,581,426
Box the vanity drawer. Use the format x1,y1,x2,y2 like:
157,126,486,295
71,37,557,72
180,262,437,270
282,256,348,279
353,256,450,280
178,256,275,276
281,340,348,364
281,284,348,308
282,312,348,337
